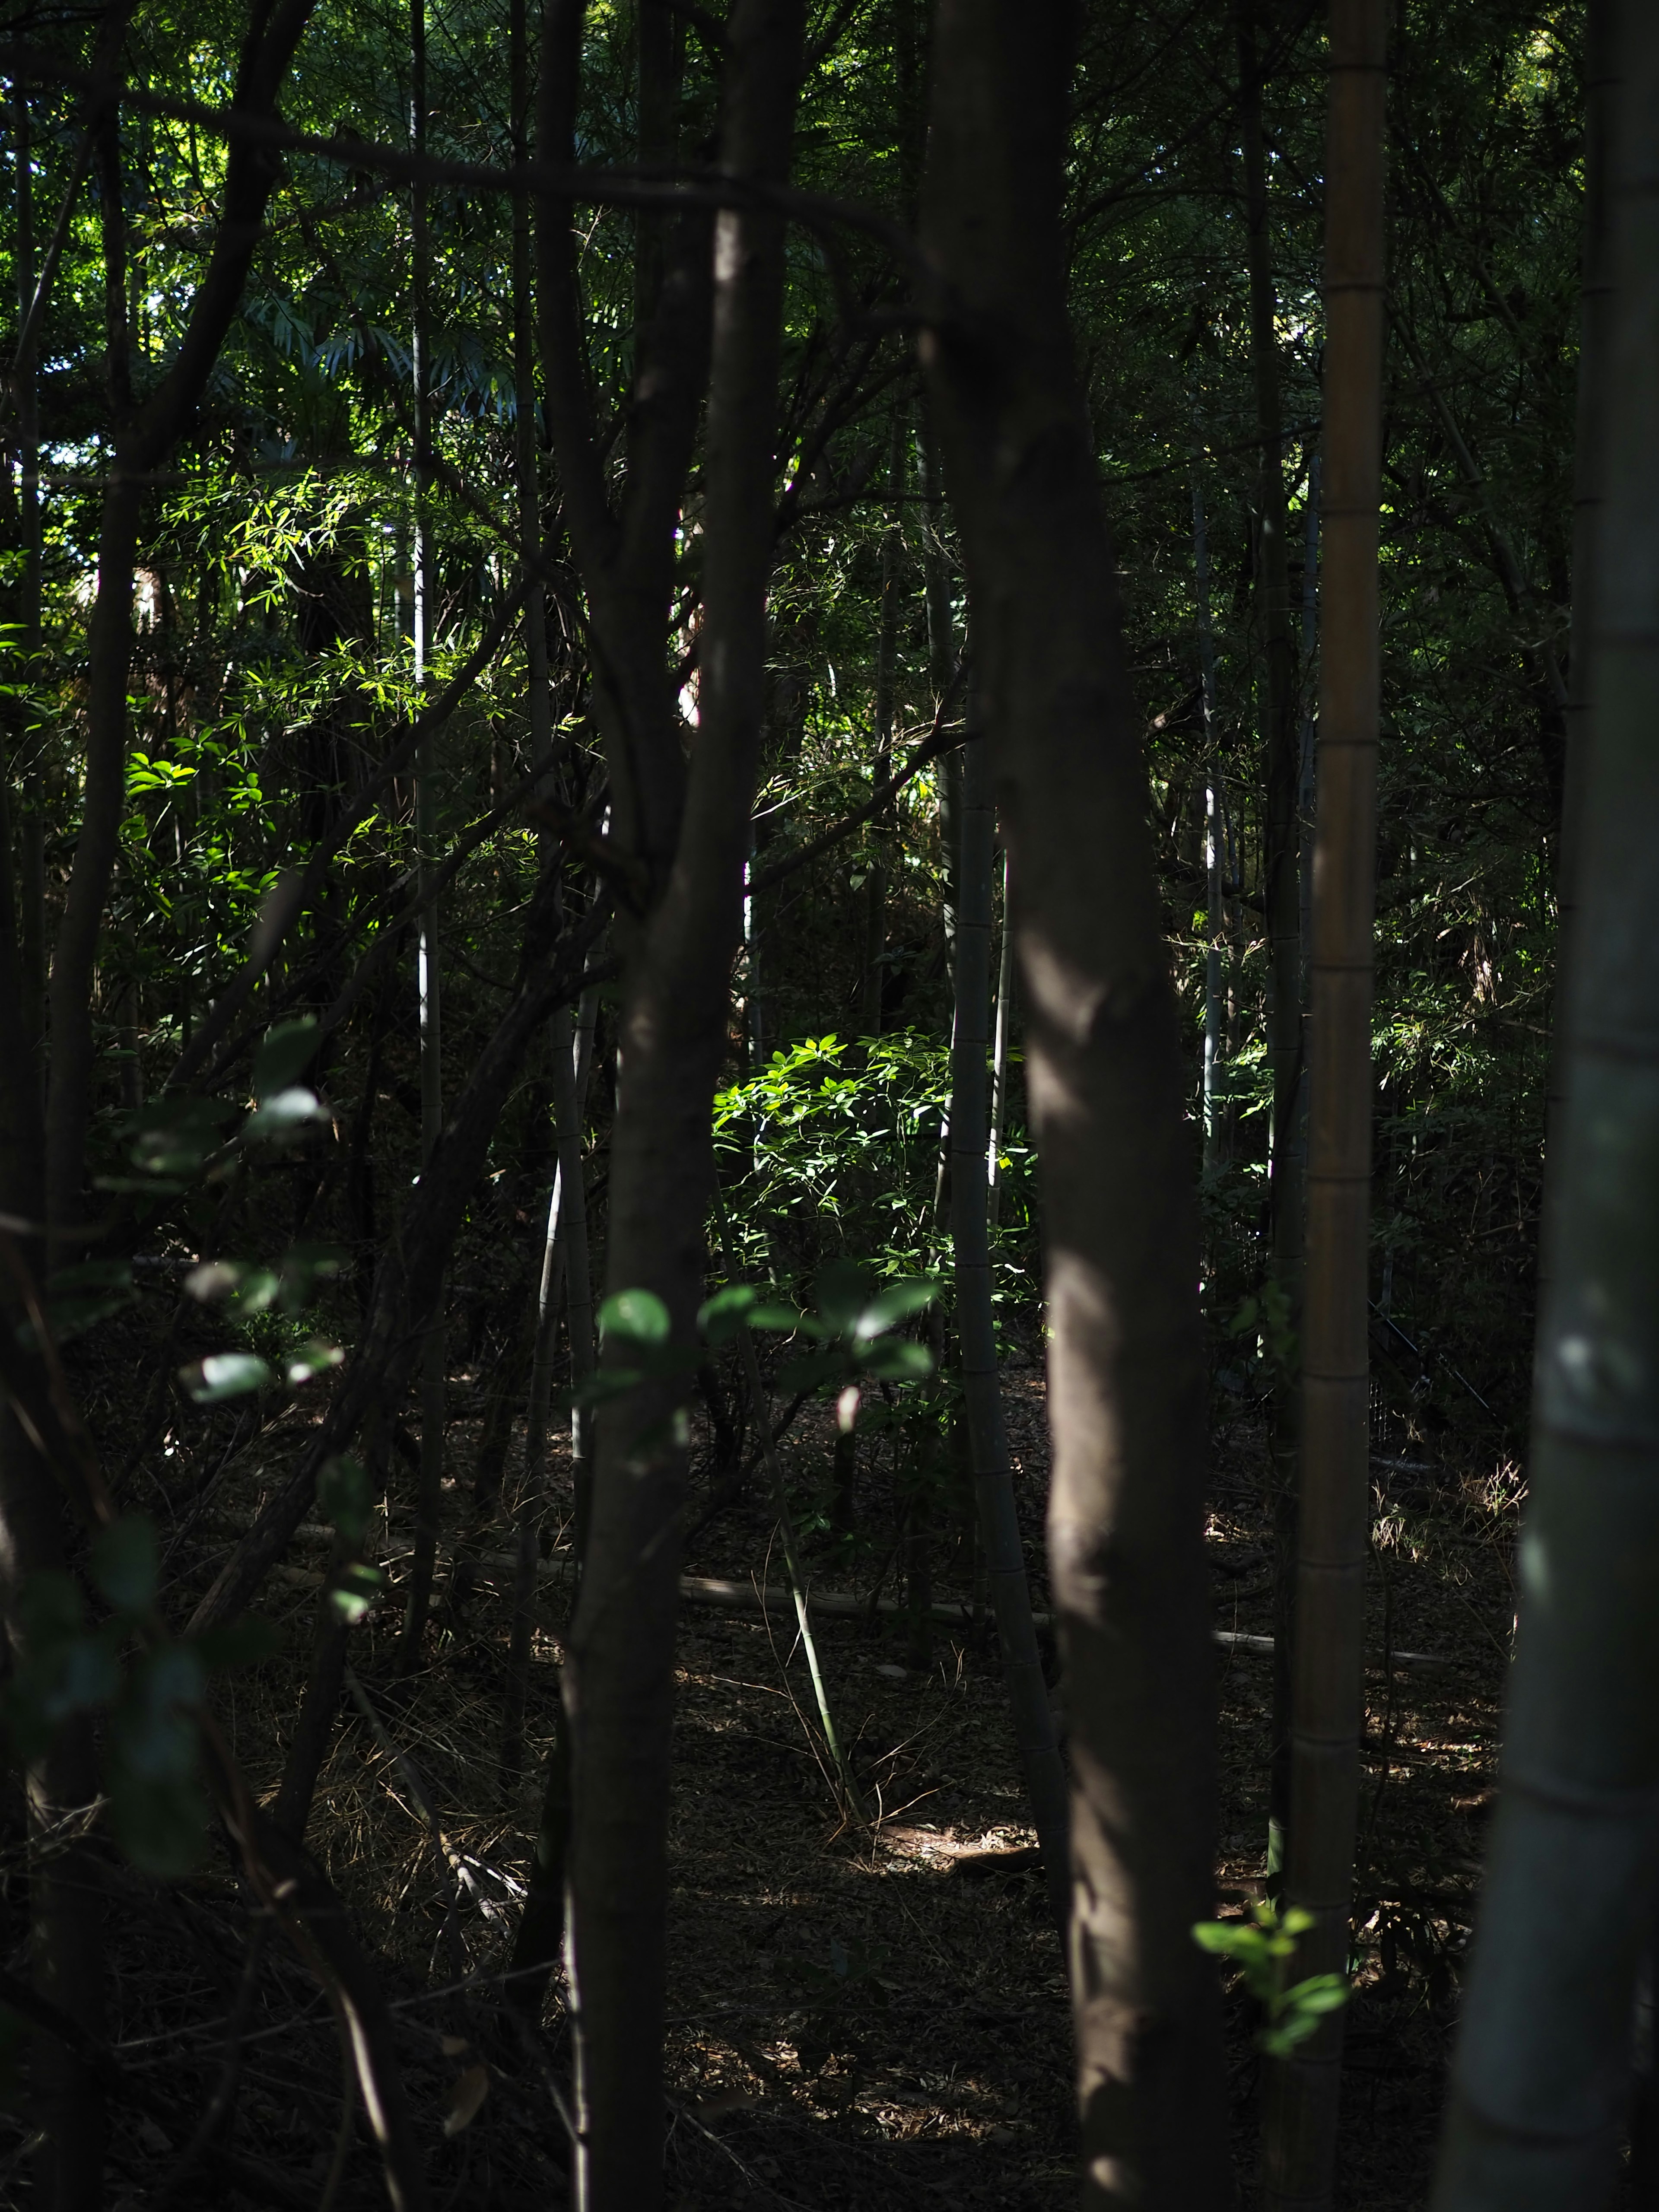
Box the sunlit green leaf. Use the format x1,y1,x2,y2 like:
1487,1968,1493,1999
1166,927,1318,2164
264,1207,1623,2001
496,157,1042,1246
598,1288,671,1346
179,1351,274,1403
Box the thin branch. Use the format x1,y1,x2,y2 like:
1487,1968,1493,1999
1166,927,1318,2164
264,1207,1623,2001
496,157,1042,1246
747,665,970,899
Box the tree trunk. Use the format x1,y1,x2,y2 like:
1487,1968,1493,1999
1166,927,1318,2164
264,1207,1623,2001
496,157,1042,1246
1192,451,1227,1173
859,405,905,1043
400,0,447,1672
1239,0,1306,1888
1262,3,1388,2203
919,5,1236,2202
559,7,803,2205
1430,7,1659,2205
12,89,46,1057
986,845,1014,1229
1538,0,1613,1309
951,719,1069,1930
45,0,321,1254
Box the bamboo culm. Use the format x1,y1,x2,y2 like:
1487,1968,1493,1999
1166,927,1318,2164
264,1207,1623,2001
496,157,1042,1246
950,724,1069,1932
1262,2,1388,2201
1431,6,1659,2203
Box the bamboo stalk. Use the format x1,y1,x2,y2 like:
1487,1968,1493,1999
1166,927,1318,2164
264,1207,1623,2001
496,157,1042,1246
1431,7,1659,2202
1262,1,1388,2202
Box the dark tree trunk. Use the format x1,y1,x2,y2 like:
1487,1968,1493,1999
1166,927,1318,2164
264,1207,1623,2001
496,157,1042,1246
558,6,804,2203
919,5,1235,2202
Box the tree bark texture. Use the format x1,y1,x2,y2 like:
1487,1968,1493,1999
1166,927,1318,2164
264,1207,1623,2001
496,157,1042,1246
920,6,1235,2203
558,7,803,2206
1263,4,1388,2204
1430,6,1659,2204
950,722,1069,1931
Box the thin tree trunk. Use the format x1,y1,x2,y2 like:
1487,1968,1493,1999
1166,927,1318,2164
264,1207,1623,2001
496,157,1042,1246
919,395,960,1221
1297,453,1320,1033
503,992,597,2002
951,721,1068,1932
1193,452,1226,1173
859,405,904,1043
45,0,320,1255
1430,6,1659,2204
502,1000,591,1790
400,0,446,1672
13,90,46,1056
920,6,1236,2200
1239,0,1306,1889
560,10,802,2204
986,845,1014,1229
1263,3,1388,2202
564,985,599,1549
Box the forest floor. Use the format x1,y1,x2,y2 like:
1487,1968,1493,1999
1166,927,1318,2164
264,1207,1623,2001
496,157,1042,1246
24,1333,1523,2210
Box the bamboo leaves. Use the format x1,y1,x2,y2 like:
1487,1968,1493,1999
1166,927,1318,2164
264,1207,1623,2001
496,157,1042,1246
1192,1903,1350,2059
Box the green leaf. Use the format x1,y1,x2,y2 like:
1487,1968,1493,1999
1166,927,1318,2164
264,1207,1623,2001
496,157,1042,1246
697,1284,759,1344
328,1560,386,1625
1192,1919,1268,1962
184,1259,247,1303
318,1454,374,1546
859,1338,934,1382
286,1338,343,1387
90,1516,159,1616
228,1267,281,1314
853,1278,938,1339
128,1097,236,1179
244,1085,326,1141
598,1289,671,1346
179,1352,274,1403
254,1017,320,1101
815,1258,873,1333
780,1348,848,1394
277,1242,346,1313
1281,1974,1349,2017
749,1303,811,1332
